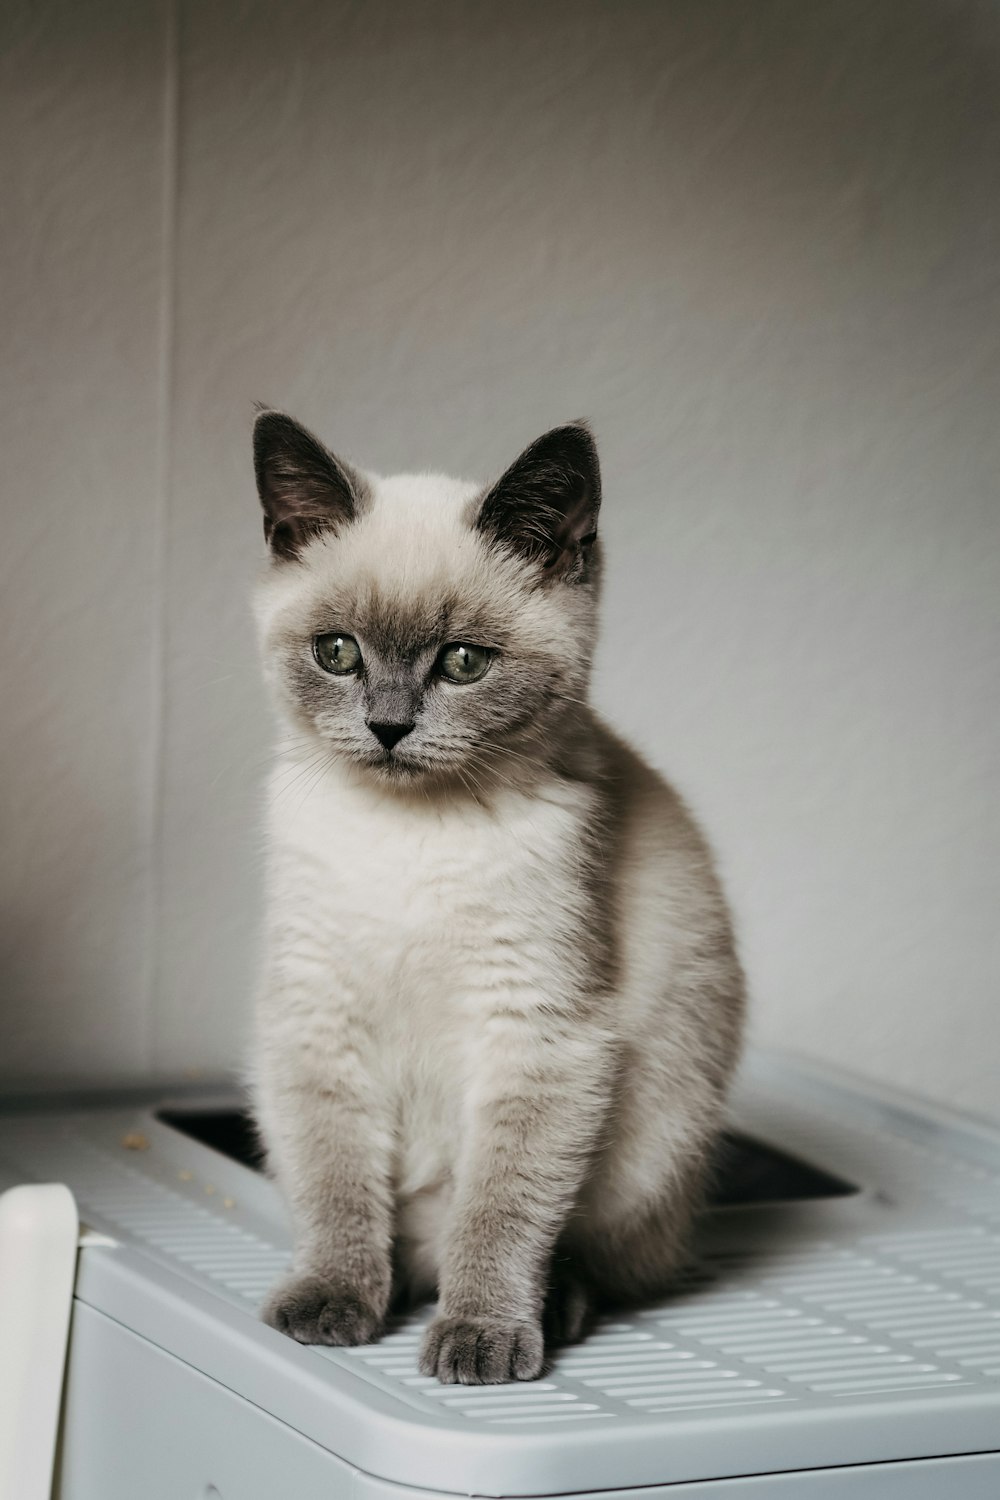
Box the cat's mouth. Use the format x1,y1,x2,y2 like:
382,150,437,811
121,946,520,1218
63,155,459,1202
359,744,474,787
363,747,426,780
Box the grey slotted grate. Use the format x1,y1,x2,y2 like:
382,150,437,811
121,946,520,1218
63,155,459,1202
341,1318,790,1421
860,1227,1000,1376
0,1120,292,1299
3,1086,1000,1429
630,1250,969,1400
869,1226,1000,1294
341,1239,990,1420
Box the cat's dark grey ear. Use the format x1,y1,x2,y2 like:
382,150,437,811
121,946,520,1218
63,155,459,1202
475,422,601,582
253,409,366,562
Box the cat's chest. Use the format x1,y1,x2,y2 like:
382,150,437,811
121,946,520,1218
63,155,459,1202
267,768,593,1197
273,765,588,968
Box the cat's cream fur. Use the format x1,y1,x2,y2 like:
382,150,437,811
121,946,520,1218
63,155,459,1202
249,413,744,1384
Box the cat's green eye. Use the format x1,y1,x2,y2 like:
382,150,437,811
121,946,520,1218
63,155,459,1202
438,643,492,684
314,632,362,675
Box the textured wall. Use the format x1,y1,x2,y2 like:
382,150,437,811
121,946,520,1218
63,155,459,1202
1,0,168,1076
2,0,998,1119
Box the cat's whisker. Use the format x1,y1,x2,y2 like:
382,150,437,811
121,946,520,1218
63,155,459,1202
271,750,333,807
210,734,325,790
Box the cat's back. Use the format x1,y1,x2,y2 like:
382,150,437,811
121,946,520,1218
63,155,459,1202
589,716,722,888
589,719,743,1038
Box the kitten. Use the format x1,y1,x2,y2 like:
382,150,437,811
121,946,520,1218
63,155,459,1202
248,411,744,1385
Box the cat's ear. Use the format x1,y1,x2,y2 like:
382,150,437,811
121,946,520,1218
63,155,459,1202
475,422,601,582
253,408,366,561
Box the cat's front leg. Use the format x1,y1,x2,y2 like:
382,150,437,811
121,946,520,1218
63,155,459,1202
254,984,394,1348
420,1011,612,1384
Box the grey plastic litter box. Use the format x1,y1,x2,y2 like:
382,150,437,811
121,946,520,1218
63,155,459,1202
2,1048,999,1499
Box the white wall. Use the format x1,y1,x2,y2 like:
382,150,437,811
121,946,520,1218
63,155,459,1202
3,0,998,1119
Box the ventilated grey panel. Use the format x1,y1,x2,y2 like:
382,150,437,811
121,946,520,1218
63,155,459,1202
0,1119,293,1301
2,1052,999,1491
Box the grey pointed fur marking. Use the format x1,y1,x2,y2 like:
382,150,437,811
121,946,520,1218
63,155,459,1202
419,1315,544,1384
254,408,369,561
475,422,601,582
262,1272,382,1347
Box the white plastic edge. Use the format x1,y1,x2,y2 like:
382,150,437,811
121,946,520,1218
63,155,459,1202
0,1183,79,1500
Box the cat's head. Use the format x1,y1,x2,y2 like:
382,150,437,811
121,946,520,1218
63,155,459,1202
252,410,602,789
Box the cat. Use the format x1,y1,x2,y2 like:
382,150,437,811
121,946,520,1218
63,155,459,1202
248,410,745,1385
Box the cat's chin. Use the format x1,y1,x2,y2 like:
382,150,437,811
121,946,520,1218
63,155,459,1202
357,752,433,785
354,752,480,793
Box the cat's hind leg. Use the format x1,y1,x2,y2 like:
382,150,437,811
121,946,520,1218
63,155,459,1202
562,1042,727,1312
543,1252,596,1346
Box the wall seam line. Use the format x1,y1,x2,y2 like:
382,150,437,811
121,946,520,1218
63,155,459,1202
143,0,180,1075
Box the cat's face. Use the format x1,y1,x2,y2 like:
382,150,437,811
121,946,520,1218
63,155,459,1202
252,413,602,788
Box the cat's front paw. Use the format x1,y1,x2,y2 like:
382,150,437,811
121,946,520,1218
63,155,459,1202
262,1272,383,1347
419,1314,544,1384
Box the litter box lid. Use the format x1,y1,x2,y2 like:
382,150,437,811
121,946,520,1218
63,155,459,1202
2,1049,999,1495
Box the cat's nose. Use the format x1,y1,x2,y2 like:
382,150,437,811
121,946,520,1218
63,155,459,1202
368,720,415,751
